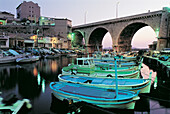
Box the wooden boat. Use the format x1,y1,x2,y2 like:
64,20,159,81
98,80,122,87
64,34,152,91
58,73,152,93
50,81,140,109
0,56,18,64
0,95,32,114
92,52,137,62
45,54,60,59
95,61,138,67
0,50,19,64
62,57,141,78
16,55,39,63
67,53,77,57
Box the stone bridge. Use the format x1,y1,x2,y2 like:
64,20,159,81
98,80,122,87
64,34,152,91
72,7,170,53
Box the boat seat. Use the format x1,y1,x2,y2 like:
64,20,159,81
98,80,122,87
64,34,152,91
91,79,103,84
59,85,116,99
102,80,114,85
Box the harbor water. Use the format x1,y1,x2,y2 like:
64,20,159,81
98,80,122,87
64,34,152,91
0,56,170,114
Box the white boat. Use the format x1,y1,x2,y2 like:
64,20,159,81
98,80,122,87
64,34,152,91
45,54,60,59
67,53,77,57
0,50,18,64
16,55,39,63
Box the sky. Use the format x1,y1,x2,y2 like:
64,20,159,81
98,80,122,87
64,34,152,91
0,0,170,48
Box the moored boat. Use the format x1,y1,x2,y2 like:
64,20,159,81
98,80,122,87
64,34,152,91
16,55,39,63
0,94,32,114
0,50,19,64
50,81,140,109
62,57,141,78
45,54,60,59
58,73,152,93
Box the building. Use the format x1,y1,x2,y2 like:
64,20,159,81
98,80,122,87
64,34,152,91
149,41,157,50
0,11,14,20
39,17,72,49
16,1,40,23
0,33,9,48
0,1,72,49
54,18,72,49
0,11,15,25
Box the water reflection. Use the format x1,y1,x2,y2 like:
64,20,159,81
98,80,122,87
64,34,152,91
0,57,170,113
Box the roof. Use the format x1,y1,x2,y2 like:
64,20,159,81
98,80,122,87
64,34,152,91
0,11,14,16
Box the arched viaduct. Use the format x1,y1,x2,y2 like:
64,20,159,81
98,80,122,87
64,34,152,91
72,7,170,53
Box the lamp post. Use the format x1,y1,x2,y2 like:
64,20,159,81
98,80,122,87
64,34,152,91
84,11,87,24
36,29,39,47
116,2,119,18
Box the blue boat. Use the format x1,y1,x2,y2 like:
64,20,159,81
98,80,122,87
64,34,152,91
50,81,140,109
58,73,152,93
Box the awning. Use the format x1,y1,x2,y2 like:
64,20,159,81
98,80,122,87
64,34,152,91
24,40,34,43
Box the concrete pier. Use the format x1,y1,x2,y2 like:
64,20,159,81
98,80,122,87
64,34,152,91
143,56,170,78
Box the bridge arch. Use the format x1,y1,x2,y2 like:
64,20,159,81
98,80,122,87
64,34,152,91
87,27,110,52
72,30,84,47
118,22,148,52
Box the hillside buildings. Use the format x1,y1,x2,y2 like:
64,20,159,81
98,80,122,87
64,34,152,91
0,1,72,49
16,1,40,23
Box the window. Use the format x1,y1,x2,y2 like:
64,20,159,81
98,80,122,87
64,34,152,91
78,60,83,65
84,60,88,65
0,41,6,46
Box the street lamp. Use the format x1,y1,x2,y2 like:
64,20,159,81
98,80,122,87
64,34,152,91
36,29,39,47
84,11,87,24
116,2,119,18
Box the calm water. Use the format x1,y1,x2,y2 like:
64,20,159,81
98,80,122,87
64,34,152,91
0,56,170,114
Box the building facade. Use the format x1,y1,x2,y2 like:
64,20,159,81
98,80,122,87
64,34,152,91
39,17,72,49
16,1,40,23
0,1,72,49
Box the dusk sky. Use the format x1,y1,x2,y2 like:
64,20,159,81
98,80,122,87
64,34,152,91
0,0,169,48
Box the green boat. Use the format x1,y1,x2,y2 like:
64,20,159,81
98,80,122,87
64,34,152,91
62,57,142,78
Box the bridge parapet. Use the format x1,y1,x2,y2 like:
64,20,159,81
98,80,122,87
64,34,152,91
73,10,163,29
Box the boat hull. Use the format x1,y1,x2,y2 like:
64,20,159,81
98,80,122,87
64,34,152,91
0,56,17,64
16,56,39,63
50,82,140,109
62,69,139,79
58,75,151,93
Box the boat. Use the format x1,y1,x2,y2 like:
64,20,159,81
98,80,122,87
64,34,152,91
16,55,39,63
0,93,32,114
92,51,137,62
45,54,60,59
94,61,138,67
0,50,19,64
50,81,140,109
62,57,141,78
58,73,152,93
67,53,77,58
51,57,140,109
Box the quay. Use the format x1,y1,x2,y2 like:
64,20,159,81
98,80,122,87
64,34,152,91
143,55,170,78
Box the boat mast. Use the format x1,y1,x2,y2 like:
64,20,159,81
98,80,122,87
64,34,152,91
114,57,118,98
